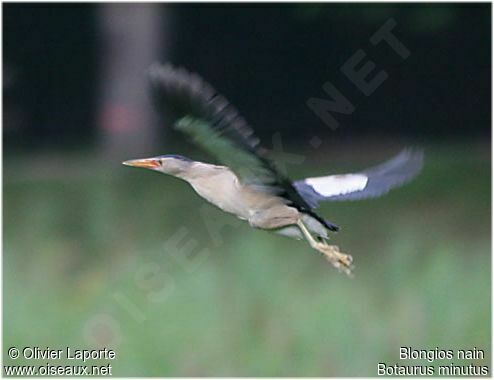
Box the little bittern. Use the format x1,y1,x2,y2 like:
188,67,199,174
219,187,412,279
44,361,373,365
124,64,423,275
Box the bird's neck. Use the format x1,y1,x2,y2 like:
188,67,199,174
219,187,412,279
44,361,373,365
174,161,228,182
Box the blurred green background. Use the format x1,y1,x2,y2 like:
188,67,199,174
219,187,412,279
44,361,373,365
3,3,491,377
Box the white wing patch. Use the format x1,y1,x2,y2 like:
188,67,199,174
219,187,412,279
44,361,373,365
305,174,368,197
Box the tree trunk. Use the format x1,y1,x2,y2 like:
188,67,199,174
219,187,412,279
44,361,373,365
97,4,170,160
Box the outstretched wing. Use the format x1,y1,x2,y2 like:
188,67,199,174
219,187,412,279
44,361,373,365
148,63,325,223
293,149,424,208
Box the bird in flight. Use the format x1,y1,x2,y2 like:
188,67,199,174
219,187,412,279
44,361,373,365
124,63,423,275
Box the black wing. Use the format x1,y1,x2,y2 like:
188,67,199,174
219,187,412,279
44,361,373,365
148,63,337,230
293,149,424,208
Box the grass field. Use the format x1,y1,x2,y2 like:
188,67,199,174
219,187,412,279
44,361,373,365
4,142,490,376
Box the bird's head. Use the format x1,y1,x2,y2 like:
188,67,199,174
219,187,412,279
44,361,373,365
123,154,193,176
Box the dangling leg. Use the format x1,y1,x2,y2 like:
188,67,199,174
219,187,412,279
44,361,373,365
297,219,354,276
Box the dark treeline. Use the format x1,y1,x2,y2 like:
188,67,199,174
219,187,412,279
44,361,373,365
3,3,491,149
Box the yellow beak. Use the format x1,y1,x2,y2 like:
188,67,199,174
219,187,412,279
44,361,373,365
122,158,160,169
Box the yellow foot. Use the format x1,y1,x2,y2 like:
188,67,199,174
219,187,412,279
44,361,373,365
315,243,354,276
